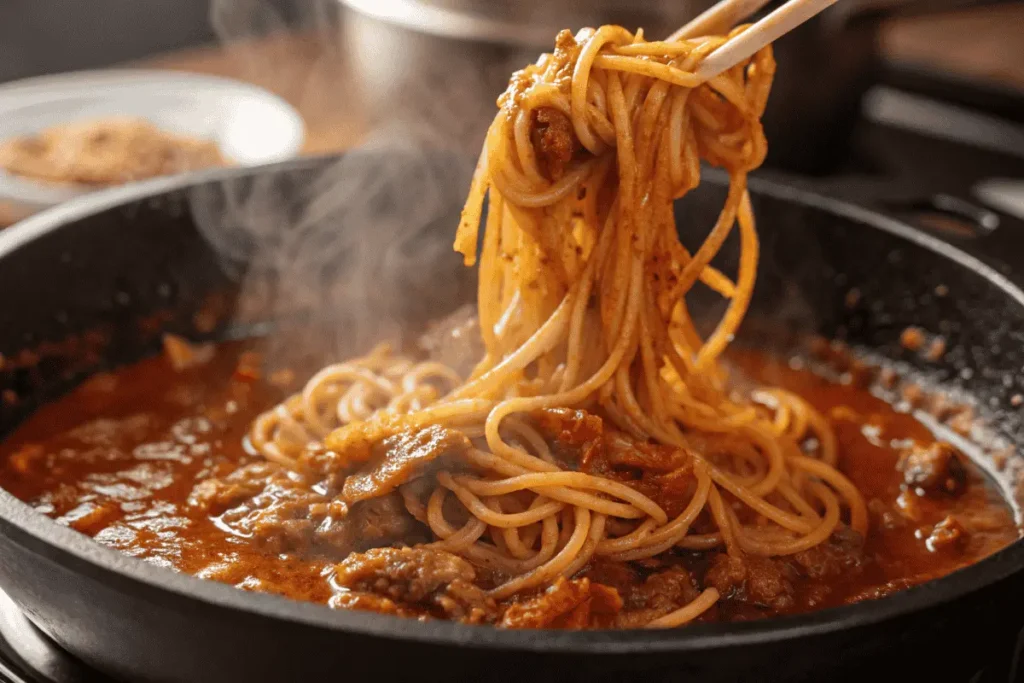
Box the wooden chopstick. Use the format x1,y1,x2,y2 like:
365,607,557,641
667,0,776,42
693,0,839,80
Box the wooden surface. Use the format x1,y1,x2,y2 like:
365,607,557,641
2,5,1024,227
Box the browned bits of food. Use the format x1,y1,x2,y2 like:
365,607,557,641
704,554,796,611
901,383,924,408
606,565,702,628
946,409,975,438
162,334,215,371
531,107,579,181
6,444,44,474
501,578,622,629
0,343,1019,629
900,327,925,352
1012,394,1023,408
0,117,226,186
935,284,949,297
233,351,263,382
341,425,471,504
878,367,898,390
333,546,496,623
844,288,861,308
790,528,864,580
925,337,947,362
898,442,968,497
924,516,968,553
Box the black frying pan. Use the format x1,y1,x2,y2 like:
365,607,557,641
1,153,1023,683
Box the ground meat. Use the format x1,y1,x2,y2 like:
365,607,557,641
898,441,968,496
613,565,702,628
924,515,968,553
704,554,796,612
791,526,865,580
342,425,470,504
531,107,578,180
333,547,496,623
501,578,623,629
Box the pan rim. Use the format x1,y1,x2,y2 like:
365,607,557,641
0,153,1022,655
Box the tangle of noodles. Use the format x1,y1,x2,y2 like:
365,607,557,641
249,25,869,628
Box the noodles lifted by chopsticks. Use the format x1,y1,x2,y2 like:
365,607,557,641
250,25,868,628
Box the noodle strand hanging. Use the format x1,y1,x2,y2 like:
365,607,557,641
250,25,866,627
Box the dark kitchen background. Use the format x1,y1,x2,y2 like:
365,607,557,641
3,0,1023,159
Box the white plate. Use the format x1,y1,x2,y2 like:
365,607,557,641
0,69,306,221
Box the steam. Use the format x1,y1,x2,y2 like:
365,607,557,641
192,0,501,371
192,0,814,374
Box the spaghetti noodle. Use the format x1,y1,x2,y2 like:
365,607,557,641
249,25,868,628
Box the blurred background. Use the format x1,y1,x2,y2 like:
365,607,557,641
3,0,1022,157
2,0,1024,229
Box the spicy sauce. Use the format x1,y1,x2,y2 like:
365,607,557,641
0,342,1017,624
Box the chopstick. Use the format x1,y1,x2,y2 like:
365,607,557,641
667,0,776,41
693,0,840,80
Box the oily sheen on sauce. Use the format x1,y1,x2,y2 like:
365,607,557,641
0,341,1015,628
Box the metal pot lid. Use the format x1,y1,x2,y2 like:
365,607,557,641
338,0,698,46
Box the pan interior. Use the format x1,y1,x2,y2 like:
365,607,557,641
0,158,1022,636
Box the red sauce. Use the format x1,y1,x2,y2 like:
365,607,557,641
0,342,1018,626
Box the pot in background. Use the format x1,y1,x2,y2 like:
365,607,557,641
337,0,1007,174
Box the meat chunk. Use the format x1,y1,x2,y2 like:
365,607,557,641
534,408,603,447
501,578,623,629
612,565,702,628
189,462,278,516
348,493,425,548
576,427,695,517
310,414,413,477
533,408,605,469
342,425,470,504
898,442,968,496
603,433,691,474
791,526,864,580
333,547,496,623
531,107,579,180
191,463,421,557
704,554,796,612
162,334,214,371
924,515,968,553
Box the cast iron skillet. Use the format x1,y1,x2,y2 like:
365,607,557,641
0,152,1023,683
